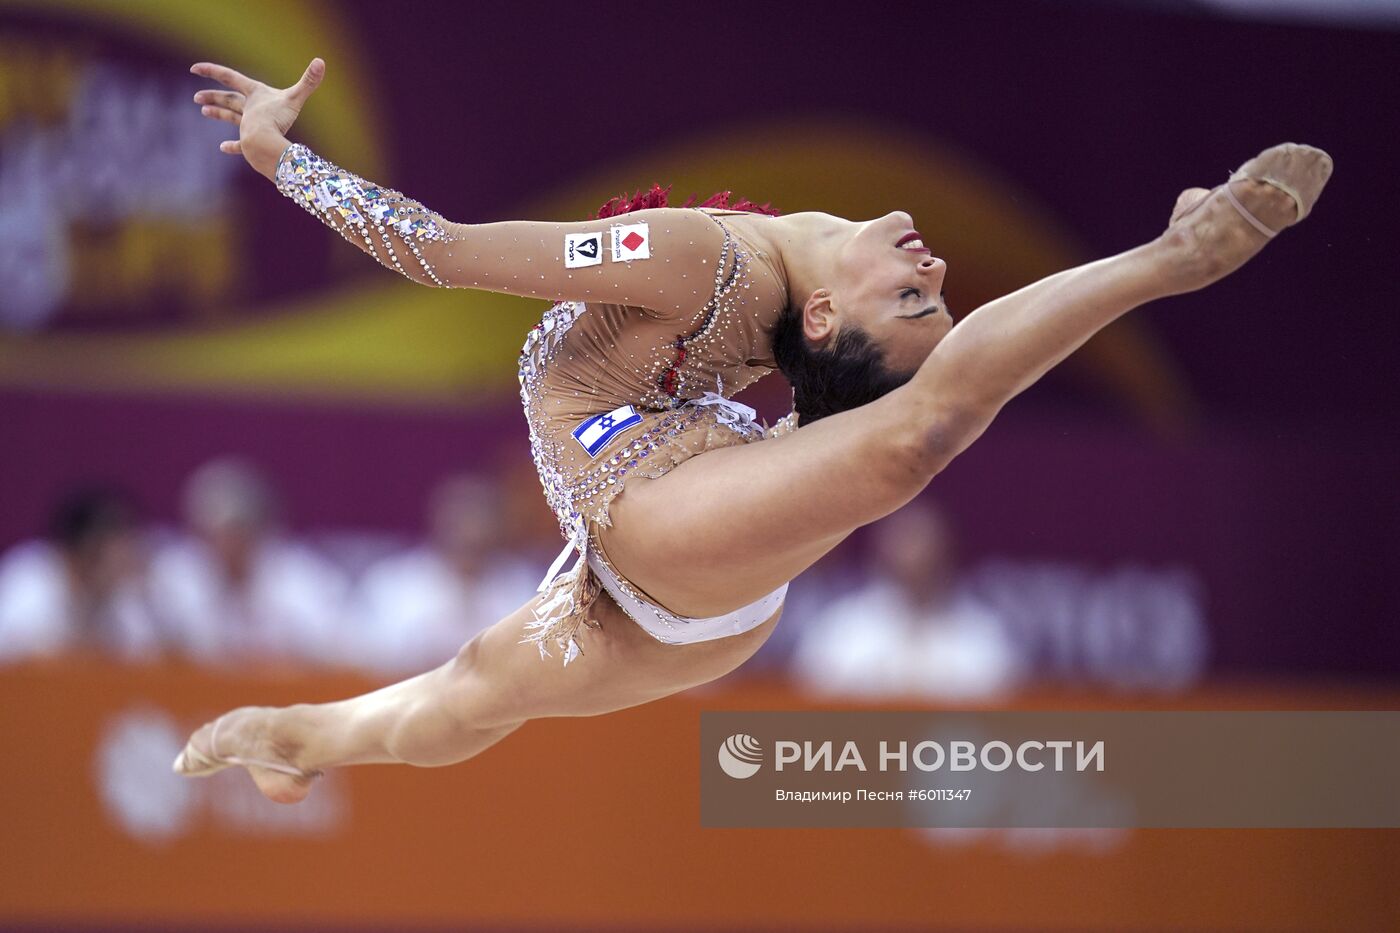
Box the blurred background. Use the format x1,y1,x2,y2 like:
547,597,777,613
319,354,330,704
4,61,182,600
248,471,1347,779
1,0,1397,930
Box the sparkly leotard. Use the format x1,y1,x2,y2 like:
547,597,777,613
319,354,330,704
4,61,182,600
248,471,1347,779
273,144,796,662
517,210,795,659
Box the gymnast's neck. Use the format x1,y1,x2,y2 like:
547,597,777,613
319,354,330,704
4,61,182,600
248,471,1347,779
721,211,855,308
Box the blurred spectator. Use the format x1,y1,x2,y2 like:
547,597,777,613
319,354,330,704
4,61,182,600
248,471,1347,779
348,474,536,674
791,500,1022,702
147,458,350,667
0,487,160,662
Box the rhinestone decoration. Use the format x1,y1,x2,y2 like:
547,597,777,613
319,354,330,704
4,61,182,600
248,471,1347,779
516,214,777,661
274,143,455,286
516,217,768,555
653,230,743,405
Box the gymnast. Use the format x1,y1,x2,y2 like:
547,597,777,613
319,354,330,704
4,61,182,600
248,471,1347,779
175,58,1333,802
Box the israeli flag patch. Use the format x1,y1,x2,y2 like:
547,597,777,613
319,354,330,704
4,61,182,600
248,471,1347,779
572,404,642,457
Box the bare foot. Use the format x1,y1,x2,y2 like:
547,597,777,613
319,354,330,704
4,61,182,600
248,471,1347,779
174,706,320,805
1163,142,1333,291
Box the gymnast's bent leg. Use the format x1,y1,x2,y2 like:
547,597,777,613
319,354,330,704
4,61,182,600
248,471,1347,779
177,583,784,803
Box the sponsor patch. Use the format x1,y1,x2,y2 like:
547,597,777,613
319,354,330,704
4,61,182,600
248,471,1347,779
564,232,603,268
572,404,643,457
610,222,651,261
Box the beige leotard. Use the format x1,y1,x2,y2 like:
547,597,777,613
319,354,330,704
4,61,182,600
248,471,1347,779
518,210,793,658
270,144,795,661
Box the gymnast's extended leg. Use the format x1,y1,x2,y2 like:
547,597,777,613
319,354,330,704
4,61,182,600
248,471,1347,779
177,583,784,803
600,144,1332,617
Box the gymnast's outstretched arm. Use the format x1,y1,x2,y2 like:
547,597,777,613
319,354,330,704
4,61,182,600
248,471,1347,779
191,59,726,317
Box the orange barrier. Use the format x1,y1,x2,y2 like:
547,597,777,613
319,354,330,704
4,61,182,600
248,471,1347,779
1,661,1397,931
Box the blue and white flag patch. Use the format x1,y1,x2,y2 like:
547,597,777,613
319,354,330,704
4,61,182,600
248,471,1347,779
572,404,643,457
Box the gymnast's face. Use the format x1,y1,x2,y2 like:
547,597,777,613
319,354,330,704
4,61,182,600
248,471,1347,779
772,211,955,424
814,210,954,372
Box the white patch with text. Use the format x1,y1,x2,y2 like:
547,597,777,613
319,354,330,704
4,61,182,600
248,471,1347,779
564,232,603,268
610,222,651,261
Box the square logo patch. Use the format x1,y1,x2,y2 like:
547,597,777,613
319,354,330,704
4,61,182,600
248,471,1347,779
564,232,603,268
610,222,651,262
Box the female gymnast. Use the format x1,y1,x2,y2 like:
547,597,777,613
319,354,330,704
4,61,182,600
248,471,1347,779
175,58,1332,803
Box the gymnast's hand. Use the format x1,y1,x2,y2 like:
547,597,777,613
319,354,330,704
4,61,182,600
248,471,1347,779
191,58,325,181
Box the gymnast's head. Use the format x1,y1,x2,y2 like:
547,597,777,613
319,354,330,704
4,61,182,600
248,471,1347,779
773,210,953,425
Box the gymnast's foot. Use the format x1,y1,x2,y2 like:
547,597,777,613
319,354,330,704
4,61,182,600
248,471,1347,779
1163,142,1333,291
174,706,321,804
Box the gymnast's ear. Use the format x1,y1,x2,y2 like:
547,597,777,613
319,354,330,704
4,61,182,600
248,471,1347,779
801,289,837,347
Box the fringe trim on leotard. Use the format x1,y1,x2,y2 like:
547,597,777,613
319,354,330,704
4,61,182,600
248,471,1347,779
521,543,603,665
596,183,781,219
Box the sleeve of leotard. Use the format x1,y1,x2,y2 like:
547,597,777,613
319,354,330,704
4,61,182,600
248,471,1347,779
273,142,728,318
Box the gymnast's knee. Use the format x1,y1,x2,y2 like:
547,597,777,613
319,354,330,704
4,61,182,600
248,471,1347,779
442,631,524,729
450,630,485,675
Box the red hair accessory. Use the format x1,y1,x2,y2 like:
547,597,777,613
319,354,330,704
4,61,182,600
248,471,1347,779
597,183,780,219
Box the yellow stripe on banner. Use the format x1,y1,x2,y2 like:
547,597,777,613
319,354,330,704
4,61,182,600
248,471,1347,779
0,284,544,404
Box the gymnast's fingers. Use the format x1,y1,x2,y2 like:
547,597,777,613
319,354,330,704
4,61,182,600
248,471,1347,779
286,57,325,107
200,105,242,127
190,61,256,94
193,89,245,113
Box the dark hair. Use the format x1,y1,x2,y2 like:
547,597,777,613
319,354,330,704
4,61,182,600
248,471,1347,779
48,487,138,553
771,305,915,425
